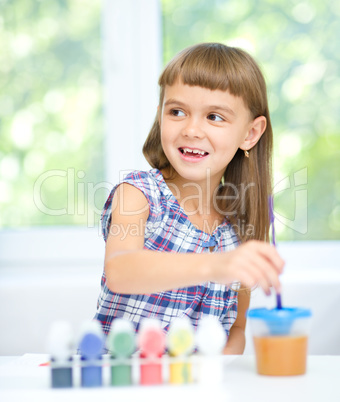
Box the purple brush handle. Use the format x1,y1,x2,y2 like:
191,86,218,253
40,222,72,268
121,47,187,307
271,222,276,247
276,294,282,309
269,195,276,246
269,195,281,309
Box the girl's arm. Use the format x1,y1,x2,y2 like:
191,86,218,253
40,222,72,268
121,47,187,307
104,183,213,293
104,184,284,295
223,289,250,355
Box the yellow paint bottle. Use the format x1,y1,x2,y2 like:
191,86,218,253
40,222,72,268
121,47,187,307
167,317,195,384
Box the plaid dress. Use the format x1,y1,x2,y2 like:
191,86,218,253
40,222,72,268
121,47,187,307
94,169,240,337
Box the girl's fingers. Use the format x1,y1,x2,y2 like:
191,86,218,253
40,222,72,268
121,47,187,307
233,243,284,293
227,257,268,292
248,254,282,293
242,261,274,295
218,240,285,294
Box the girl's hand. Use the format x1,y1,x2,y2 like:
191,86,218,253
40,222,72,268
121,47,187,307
211,240,284,295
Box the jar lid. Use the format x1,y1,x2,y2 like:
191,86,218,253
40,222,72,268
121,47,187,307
248,307,311,321
248,307,312,335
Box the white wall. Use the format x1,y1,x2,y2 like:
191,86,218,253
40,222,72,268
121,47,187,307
0,227,104,356
1,234,339,356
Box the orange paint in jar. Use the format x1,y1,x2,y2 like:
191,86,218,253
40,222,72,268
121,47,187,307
253,335,308,376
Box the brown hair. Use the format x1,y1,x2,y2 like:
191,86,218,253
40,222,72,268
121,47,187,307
143,43,272,242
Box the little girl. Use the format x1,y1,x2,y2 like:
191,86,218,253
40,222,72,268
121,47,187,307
94,43,284,355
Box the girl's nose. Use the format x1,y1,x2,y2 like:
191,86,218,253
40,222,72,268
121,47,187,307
182,118,204,139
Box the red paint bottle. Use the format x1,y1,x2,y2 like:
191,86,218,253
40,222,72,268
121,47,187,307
138,319,166,385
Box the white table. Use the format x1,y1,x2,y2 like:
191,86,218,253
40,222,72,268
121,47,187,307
0,354,339,402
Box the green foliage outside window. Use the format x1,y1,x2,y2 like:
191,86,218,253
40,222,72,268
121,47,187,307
0,0,105,227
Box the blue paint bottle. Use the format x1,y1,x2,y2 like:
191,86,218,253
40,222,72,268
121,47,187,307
47,321,74,388
78,320,105,387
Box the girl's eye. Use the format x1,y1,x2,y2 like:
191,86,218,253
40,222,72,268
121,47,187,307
207,114,223,122
170,109,185,117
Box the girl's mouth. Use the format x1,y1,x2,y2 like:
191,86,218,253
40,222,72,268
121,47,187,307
178,147,209,158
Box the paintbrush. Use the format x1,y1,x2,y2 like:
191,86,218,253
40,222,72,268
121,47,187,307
269,195,282,309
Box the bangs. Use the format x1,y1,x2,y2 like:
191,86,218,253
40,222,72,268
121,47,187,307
160,44,244,95
158,43,266,117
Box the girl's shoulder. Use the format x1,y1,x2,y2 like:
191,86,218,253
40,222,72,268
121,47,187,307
122,168,161,186
101,169,163,241
119,168,164,204
102,169,164,219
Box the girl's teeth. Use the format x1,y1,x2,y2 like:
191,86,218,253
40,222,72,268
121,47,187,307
182,148,205,155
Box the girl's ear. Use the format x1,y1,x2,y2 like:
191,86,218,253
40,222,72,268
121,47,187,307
239,116,267,151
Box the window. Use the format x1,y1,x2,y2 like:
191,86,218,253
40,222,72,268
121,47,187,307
1,0,339,270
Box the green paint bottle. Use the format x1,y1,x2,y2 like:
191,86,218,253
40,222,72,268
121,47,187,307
107,319,135,386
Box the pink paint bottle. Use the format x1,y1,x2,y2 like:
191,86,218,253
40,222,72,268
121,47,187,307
138,318,166,385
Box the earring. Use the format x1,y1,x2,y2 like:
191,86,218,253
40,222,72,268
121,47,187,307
244,149,250,158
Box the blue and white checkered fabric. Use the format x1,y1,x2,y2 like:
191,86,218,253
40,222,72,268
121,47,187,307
94,169,240,337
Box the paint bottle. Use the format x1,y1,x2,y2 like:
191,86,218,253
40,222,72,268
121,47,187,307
138,318,166,385
196,315,226,384
78,320,105,387
47,321,74,388
107,318,135,386
167,317,195,384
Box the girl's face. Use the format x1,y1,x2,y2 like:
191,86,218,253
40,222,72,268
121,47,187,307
159,79,259,186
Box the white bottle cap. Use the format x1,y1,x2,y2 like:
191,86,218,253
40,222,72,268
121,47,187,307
46,321,74,361
196,316,226,355
109,318,135,335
